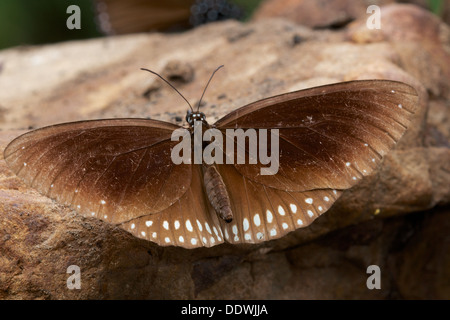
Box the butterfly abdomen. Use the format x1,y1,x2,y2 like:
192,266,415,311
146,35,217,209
202,164,233,223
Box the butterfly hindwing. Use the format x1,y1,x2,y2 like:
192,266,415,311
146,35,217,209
120,165,225,248
216,164,342,244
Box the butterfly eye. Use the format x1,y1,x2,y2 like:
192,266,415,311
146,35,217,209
186,110,193,125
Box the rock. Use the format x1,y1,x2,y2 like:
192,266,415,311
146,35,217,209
252,0,394,28
0,4,449,299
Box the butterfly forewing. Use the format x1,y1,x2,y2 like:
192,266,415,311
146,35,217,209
4,119,192,223
214,80,419,192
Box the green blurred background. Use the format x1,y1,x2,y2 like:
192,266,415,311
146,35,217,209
0,0,101,49
0,0,263,50
0,0,444,50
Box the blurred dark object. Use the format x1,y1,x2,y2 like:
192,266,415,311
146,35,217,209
95,0,244,34
190,0,243,26
96,0,195,34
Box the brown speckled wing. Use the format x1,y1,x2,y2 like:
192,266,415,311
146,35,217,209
4,119,191,224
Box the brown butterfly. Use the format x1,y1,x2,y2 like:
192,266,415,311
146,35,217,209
3,67,419,248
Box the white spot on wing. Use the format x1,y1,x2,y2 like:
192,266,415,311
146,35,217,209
205,222,212,234
278,205,285,216
196,219,203,231
186,219,193,232
290,204,297,213
305,198,313,204
253,214,261,226
243,218,249,231
266,210,273,223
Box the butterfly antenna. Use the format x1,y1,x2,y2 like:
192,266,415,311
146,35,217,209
196,65,224,112
140,68,194,112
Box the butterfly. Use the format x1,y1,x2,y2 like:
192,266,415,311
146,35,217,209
3,66,419,248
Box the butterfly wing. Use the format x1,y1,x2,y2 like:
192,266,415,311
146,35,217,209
208,80,419,244
214,80,419,192
119,164,225,248
214,164,342,243
3,80,420,249
119,162,341,247
3,119,192,224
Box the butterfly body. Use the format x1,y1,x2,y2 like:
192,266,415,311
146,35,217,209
202,163,233,222
4,79,419,248
186,109,235,223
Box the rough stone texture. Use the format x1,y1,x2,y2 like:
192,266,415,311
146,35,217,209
253,0,450,29
252,0,394,28
0,4,449,299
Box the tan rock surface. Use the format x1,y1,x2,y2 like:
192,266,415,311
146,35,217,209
0,4,449,299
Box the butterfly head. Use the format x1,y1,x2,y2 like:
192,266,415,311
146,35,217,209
186,110,207,127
